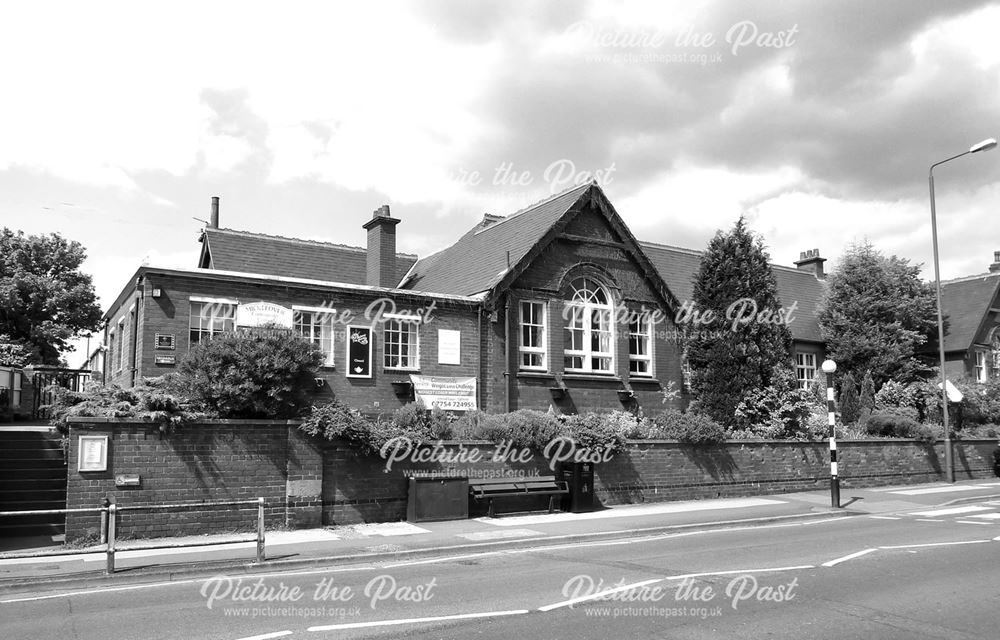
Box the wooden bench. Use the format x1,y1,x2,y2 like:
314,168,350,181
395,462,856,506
469,476,569,518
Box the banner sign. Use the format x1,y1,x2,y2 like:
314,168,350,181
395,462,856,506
410,375,477,411
237,302,293,328
346,325,373,378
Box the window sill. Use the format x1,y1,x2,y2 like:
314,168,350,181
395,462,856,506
384,368,420,374
517,371,555,379
562,373,621,382
628,376,660,384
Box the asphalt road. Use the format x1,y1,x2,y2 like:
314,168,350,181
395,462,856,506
4,498,1000,640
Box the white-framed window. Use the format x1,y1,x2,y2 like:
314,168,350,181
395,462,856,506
294,308,335,366
796,352,817,390
991,332,1000,379
519,301,547,370
189,299,237,346
384,319,419,370
116,318,125,372
975,350,988,382
628,315,652,377
564,277,614,374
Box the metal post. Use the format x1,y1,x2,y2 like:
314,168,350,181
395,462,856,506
826,371,840,508
929,171,955,483
256,497,265,563
100,498,110,544
105,502,117,575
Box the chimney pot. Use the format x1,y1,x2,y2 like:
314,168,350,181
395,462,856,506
991,250,1000,273
794,248,826,279
210,196,220,229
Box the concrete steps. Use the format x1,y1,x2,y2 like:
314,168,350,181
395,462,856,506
0,430,67,537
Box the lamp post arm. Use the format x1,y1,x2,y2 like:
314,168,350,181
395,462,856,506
929,150,970,178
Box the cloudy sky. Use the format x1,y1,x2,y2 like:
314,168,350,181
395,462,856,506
2,1,999,365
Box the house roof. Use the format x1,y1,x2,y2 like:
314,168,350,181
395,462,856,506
199,228,417,286
638,242,826,343
403,183,594,296
939,272,1000,352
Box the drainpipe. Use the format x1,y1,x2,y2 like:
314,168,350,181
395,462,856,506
504,294,512,413
477,304,484,412
129,276,142,387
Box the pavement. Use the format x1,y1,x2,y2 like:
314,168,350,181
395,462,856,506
2,478,1000,590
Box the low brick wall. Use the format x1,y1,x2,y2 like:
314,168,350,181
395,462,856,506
65,419,322,541
65,419,1000,538
320,438,1000,525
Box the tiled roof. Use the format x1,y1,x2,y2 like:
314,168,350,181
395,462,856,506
939,272,1000,352
200,228,416,286
403,183,593,296
639,242,826,343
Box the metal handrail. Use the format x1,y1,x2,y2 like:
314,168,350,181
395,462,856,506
0,497,266,574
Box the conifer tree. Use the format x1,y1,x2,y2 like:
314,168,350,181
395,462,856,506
839,372,861,425
685,217,793,426
859,370,876,422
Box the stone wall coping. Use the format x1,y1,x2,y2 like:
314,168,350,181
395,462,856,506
65,417,302,426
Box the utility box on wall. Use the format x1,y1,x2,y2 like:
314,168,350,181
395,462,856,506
406,476,469,522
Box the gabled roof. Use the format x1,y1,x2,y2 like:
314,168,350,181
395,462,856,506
404,183,593,296
638,242,826,343
199,228,416,285
939,272,1000,352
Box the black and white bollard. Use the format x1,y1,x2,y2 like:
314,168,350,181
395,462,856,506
822,359,840,508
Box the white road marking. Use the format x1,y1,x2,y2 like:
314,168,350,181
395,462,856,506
306,609,529,631
235,632,292,640
915,519,945,522
538,578,663,612
890,486,983,496
868,516,901,520
476,498,786,527
956,520,993,525
879,540,991,550
663,565,814,580
822,548,878,567
910,506,992,517
968,513,1000,519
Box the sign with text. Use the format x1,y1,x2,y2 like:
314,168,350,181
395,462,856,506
410,375,477,411
78,435,109,472
154,334,175,350
437,329,461,365
236,302,293,328
346,325,373,378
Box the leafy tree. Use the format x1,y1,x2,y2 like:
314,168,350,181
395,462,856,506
685,217,793,426
172,328,324,418
839,372,861,425
818,242,938,387
859,370,876,422
0,334,35,367
0,229,102,365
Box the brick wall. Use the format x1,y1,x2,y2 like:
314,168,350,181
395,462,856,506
319,437,999,525
66,419,295,541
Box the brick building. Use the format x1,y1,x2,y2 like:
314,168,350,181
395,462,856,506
932,253,1000,382
101,183,829,415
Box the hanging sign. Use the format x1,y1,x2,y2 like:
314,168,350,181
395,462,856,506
346,326,373,378
410,375,477,411
237,302,293,328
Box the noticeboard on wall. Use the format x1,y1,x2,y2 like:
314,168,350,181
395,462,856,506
78,435,109,472
154,334,175,350
346,325,373,378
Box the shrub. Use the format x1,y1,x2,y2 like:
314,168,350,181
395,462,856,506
175,328,324,418
862,409,923,439
300,400,377,453
46,378,201,429
874,380,918,412
859,370,876,422
839,372,861,425
558,412,628,452
733,366,814,439
648,409,727,445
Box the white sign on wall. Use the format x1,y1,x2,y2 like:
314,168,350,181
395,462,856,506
410,375,477,411
237,302,293,328
437,329,461,365
78,435,109,472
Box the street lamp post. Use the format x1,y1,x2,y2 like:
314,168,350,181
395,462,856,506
928,137,997,483
821,359,839,508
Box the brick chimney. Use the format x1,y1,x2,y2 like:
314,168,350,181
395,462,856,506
794,248,826,278
210,196,220,228
362,205,400,287
990,250,1000,273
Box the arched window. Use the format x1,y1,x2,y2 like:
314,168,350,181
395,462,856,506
991,329,1000,379
564,277,614,373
